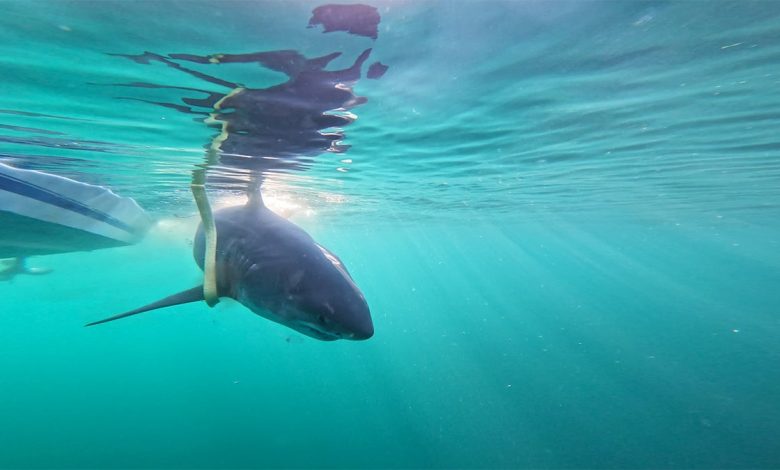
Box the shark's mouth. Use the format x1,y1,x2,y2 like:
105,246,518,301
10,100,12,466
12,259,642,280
243,294,342,341
295,323,339,341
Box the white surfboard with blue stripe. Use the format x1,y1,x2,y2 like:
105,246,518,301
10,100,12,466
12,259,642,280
0,163,151,257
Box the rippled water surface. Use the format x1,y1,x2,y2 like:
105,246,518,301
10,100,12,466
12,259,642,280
1,1,780,468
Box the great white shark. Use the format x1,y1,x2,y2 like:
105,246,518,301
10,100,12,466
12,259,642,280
86,194,374,341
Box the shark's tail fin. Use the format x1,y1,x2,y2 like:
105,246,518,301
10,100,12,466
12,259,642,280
85,285,205,327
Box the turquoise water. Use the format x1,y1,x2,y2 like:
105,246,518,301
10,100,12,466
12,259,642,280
2,1,780,468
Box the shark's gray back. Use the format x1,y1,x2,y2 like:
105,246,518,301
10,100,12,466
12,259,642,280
193,203,334,299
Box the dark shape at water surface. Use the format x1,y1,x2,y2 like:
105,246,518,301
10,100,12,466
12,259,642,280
109,3,387,189
115,47,377,178
210,49,372,161
309,4,380,39
367,61,389,79
87,194,374,341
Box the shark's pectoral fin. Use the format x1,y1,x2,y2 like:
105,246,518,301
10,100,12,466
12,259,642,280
85,285,206,327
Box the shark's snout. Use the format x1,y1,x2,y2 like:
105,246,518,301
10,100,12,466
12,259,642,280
349,321,374,340
303,293,373,341
345,305,374,340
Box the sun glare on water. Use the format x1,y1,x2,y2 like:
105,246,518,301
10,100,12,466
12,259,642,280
150,183,333,242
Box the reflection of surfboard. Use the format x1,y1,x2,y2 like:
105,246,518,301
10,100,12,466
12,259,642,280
0,163,151,258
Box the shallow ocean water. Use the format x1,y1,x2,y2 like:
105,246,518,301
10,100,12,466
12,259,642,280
1,1,780,468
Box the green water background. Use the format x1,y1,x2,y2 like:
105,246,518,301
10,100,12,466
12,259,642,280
2,1,780,468
3,218,778,468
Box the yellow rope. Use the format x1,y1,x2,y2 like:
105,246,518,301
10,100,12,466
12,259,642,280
191,164,218,306
191,87,245,307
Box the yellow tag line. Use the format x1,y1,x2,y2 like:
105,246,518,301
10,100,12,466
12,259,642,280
192,86,245,307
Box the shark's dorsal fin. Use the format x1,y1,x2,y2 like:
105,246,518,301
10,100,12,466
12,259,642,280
247,178,265,209
247,191,264,209
85,285,205,326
